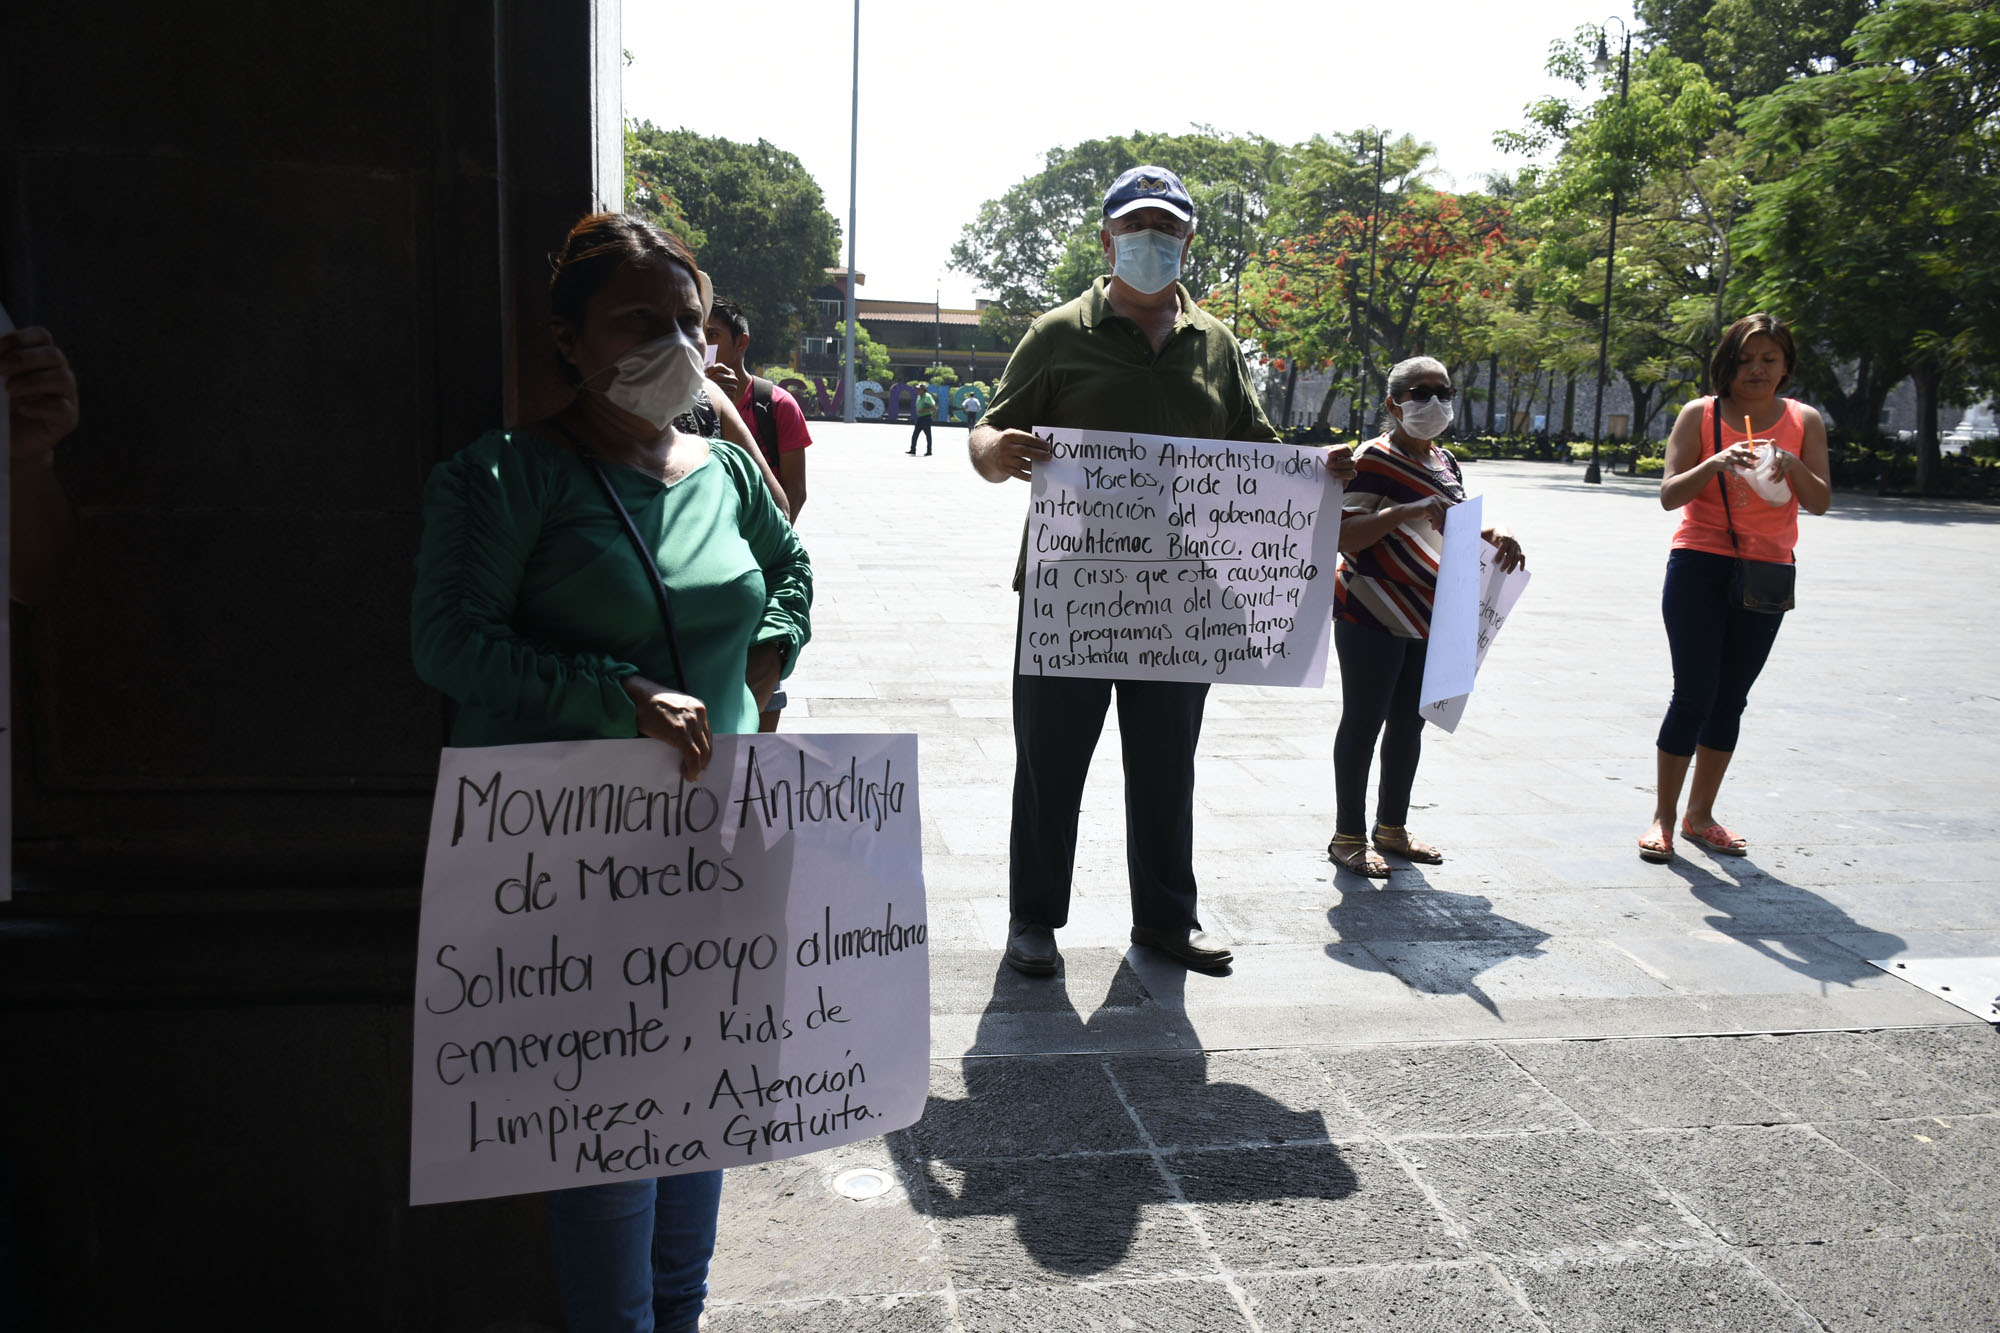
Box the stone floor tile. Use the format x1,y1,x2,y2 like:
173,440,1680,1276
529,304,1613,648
919,1154,1206,1285
1316,1042,1586,1137
1695,1031,1965,1122
1616,1124,1933,1245
1170,1143,1465,1270
1508,1036,1795,1130
1412,1131,1705,1256
957,1279,1251,1331
1244,1264,1541,1331
1747,1234,2000,1332
1321,884,1553,944
703,1293,954,1332
1505,1251,1815,1332
910,1054,1144,1160
1106,1048,1367,1149
1352,935,1674,1009
1815,1115,2000,1231
710,1137,944,1303
1863,1027,2000,1108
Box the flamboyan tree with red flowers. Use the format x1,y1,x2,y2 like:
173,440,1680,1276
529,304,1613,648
1207,180,1527,429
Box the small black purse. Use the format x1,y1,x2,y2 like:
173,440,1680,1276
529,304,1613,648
1712,400,1796,614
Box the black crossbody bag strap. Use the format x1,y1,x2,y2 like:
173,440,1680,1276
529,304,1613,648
1712,397,1742,554
547,420,690,692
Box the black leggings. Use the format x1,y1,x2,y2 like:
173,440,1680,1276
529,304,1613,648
1656,548,1785,756
1333,619,1429,836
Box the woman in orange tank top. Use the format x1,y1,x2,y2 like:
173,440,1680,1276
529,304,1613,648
1639,315,1832,863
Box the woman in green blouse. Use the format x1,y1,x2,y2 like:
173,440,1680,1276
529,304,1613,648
411,213,811,1333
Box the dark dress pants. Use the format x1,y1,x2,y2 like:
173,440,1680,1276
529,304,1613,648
1009,672,1208,933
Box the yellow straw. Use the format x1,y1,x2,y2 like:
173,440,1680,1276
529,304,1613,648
1744,414,1753,443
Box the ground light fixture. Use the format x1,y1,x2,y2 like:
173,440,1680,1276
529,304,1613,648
832,1166,894,1201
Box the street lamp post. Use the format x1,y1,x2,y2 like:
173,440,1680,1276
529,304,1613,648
1585,16,1630,485
1230,190,1245,341
1357,132,1385,437
840,0,859,422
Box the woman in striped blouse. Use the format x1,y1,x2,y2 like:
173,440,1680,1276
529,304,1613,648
1327,357,1525,877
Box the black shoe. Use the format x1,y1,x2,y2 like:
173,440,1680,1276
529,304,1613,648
924,449,932,456
1130,926,1233,974
1004,921,1060,976
907,448,916,455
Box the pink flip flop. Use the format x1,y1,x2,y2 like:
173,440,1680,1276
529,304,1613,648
1681,818,1748,856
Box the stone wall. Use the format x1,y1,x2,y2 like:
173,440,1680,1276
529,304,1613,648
1,4,620,1326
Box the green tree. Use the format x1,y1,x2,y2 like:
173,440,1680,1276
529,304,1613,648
831,319,891,382
1504,36,1741,419
1735,0,2000,491
1636,0,1877,101
625,122,841,366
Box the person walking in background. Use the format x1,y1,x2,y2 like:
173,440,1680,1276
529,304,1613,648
411,212,811,1333
909,382,937,456
970,164,1356,976
1326,357,1525,878
1639,314,1829,862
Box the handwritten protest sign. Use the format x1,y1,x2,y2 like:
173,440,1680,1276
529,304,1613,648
409,733,929,1206
1419,497,1533,732
1018,427,1342,686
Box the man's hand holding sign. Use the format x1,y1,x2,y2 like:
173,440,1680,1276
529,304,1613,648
1017,427,1346,686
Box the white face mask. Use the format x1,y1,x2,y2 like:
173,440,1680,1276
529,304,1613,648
598,336,706,432
1395,395,1454,441
1110,228,1185,295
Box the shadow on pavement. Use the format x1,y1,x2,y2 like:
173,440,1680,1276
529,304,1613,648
895,959,1351,1278
1671,852,1902,986
1324,867,1551,1016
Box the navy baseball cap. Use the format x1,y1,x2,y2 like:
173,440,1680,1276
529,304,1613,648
1102,165,1194,223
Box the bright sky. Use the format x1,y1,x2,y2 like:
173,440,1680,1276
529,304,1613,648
624,0,1639,309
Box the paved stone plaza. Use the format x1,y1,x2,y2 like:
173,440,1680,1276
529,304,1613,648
705,423,2000,1332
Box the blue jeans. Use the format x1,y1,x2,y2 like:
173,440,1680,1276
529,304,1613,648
1657,548,1785,756
545,1171,723,1333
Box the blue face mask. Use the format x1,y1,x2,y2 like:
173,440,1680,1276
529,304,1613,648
1110,227,1185,295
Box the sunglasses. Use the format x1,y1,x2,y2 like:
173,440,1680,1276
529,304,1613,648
1397,385,1455,402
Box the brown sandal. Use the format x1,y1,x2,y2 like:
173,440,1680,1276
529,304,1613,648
1372,824,1443,864
1328,833,1391,878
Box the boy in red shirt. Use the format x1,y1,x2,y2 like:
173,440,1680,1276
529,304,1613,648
705,299,812,520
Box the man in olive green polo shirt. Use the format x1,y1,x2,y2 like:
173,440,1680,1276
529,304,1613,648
969,165,1356,978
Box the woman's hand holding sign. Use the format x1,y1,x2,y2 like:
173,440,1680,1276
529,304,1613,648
624,675,713,781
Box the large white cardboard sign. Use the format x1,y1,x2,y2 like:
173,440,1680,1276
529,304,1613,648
1418,497,1533,732
409,733,929,1206
1018,427,1342,686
